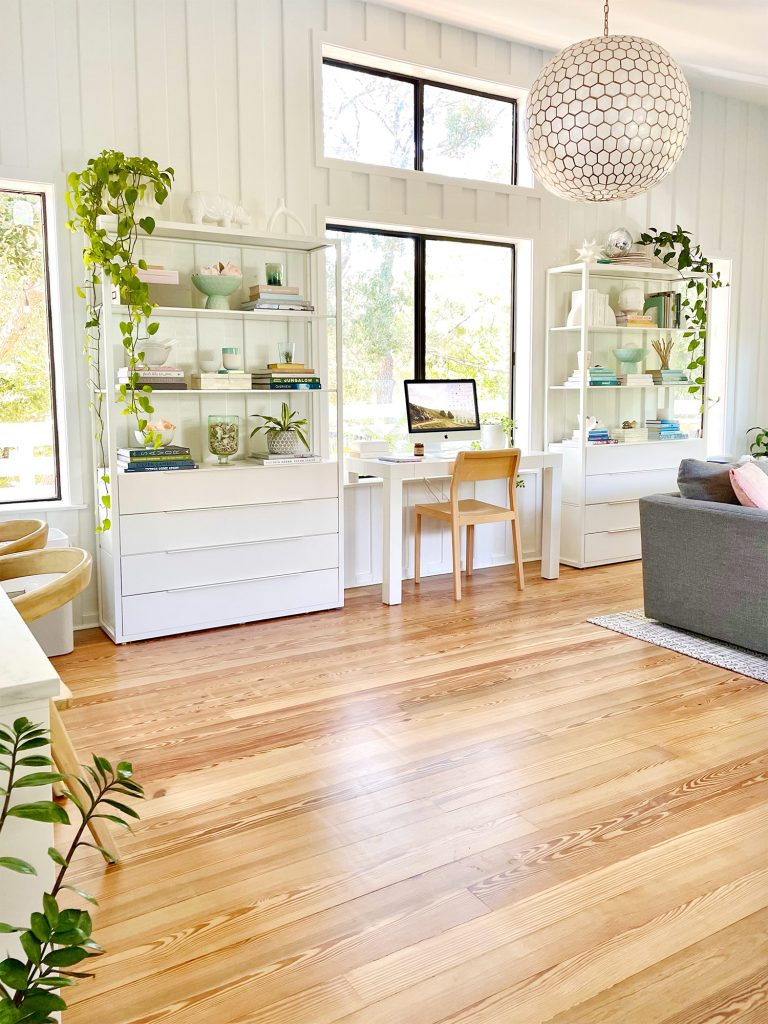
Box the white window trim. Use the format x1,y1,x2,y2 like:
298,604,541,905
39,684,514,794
0,170,83,511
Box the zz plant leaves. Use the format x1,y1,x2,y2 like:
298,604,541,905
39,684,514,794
0,716,144,1023
66,151,174,531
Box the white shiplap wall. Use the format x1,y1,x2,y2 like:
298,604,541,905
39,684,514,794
1,0,766,622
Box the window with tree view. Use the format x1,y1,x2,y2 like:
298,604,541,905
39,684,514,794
322,60,516,184
0,187,60,503
328,226,514,450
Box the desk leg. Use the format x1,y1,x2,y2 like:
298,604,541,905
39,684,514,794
382,476,404,605
541,464,562,579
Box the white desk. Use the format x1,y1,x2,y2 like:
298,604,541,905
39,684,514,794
346,451,562,605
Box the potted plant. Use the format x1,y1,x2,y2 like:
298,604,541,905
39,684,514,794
479,412,515,450
746,426,768,471
250,402,310,456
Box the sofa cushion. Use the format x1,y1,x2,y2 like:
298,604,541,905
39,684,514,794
677,459,738,503
730,462,768,509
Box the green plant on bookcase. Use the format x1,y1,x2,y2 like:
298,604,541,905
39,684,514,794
250,402,310,455
637,226,724,399
747,425,768,459
0,716,143,1023
66,150,174,531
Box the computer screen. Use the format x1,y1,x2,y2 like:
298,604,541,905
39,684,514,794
404,379,480,434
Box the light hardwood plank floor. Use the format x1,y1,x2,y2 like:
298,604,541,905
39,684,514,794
54,562,768,1023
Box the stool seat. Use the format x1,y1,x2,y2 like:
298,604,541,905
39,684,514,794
414,498,517,523
0,519,48,556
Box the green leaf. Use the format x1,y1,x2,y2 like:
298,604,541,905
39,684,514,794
44,948,89,968
43,894,59,927
101,798,140,819
20,931,42,966
0,958,29,990
47,846,66,867
7,802,69,824
0,858,36,876
15,756,54,768
18,738,49,751
16,990,67,1014
13,772,67,789
29,913,51,943
138,216,155,234
61,884,98,906
0,924,22,934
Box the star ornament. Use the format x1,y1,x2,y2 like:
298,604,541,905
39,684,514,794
575,238,600,263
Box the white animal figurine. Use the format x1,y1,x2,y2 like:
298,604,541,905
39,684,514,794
184,192,251,228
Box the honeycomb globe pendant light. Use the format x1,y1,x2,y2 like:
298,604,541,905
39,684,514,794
525,0,691,202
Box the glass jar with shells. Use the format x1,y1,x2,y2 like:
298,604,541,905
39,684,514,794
208,414,240,464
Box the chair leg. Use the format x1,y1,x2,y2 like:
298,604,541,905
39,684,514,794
49,703,120,864
511,515,525,591
451,519,462,600
414,513,422,585
466,524,474,576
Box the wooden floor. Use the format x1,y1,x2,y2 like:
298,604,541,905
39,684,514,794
55,561,768,1024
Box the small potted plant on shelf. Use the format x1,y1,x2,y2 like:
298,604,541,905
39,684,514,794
746,425,768,471
250,402,309,456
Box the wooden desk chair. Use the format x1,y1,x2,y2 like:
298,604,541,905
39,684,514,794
0,547,119,863
0,519,48,555
414,449,525,601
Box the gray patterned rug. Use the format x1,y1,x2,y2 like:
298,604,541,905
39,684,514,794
588,608,768,683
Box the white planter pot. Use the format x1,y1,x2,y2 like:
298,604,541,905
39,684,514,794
481,424,508,450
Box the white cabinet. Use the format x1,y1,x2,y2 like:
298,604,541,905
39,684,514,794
545,262,710,567
90,221,344,642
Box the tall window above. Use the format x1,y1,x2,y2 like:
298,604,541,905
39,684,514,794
0,187,61,503
322,60,517,185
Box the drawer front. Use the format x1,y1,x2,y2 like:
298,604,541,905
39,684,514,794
120,498,338,555
585,468,677,504
585,438,705,475
584,529,642,564
118,462,339,515
584,500,640,534
121,533,338,595
122,568,340,637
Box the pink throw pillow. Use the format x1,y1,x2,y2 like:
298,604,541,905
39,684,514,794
730,462,768,509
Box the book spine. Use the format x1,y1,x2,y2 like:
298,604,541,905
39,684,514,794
119,463,198,472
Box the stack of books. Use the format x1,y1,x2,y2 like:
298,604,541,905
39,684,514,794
648,369,691,385
249,452,322,466
251,369,321,390
564,365,619,387
646,418,688,441
562,426,618,446
605,248,653,267
241,285,314,312
118,366,187,390
613,425,649,443
190,371,251,391
117,445,198,473
643,291,682,328
615,312,656,328
349,439,390,458
619,373,654,387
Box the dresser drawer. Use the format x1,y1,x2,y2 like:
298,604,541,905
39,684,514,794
119,498,338,556
121,568,340,638
584,500,640,534
118,462,338,515
585,439,705,475
584,529,642,564
121,532,338,595
585,468,677,504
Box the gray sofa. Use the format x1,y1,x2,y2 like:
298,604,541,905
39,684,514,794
640,493,768,655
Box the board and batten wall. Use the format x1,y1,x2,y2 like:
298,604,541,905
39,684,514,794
0,0,766,619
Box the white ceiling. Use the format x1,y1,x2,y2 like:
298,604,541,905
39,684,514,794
377,0,768,103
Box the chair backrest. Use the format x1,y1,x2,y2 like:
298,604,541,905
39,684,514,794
0,519,48,556
450,448,522,505
0,547,92,624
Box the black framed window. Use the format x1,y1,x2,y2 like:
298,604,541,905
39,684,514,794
0,187,61,504
322,59,517,185
327,224,515,448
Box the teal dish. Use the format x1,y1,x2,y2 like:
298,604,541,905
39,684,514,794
613,346,648,375
191,273,241,310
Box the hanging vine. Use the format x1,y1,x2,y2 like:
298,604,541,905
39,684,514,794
66,151,174,531
637,226,724,397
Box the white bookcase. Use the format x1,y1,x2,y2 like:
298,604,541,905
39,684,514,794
91,218,343,642
545,262,709,568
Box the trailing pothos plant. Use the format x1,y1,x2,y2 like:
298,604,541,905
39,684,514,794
0,717,143,1023
746,426,768,459
638,226,724,398
66,151,174,531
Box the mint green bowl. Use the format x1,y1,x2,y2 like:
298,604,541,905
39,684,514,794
191,273,241,310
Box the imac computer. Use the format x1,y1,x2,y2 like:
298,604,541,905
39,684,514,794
404,379,481,452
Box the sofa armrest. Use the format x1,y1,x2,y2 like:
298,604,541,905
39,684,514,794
640,494,768,655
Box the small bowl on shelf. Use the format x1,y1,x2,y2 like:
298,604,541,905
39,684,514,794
134,423,176,448
191,273,242,310
613,346,648,376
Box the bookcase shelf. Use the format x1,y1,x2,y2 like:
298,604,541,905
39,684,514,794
112,304,335,321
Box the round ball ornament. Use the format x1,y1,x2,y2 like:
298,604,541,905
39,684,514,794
605,227,633,256
526,30,691,203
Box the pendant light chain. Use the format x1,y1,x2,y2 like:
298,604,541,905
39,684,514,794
603,0,610,36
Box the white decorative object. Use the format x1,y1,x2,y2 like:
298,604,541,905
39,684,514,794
134,419,176,448
577,350,592,372
139,339,176,366
567,289,616,327
618,287,645,314
266,196,307,235
184,192,251,228
575,238,600,263
525,1,690,203
605,228,634,257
